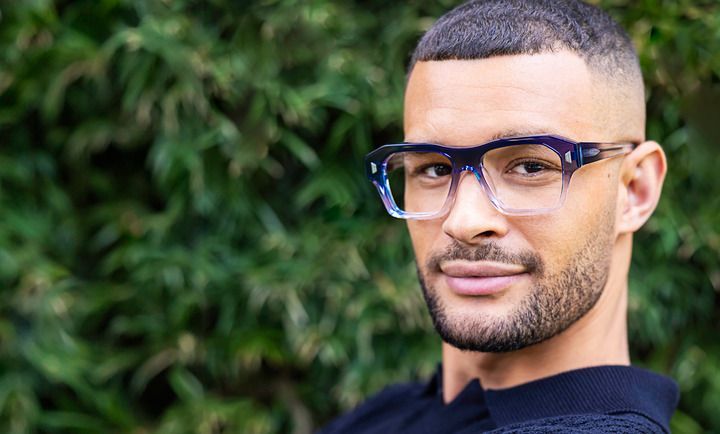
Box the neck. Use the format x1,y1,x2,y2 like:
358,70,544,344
441,235,632,403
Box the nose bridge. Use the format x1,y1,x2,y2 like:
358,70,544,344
459,163,477,174
454,163,490,201
450,146,486,195
451,164,494,210
443,161,507,242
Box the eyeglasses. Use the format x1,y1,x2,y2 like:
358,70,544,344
365,135,636,219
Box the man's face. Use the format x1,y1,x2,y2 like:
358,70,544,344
404,52,626,352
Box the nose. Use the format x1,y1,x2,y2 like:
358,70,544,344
441,169,510,244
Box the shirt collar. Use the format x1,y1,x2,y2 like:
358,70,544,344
425,365,679,432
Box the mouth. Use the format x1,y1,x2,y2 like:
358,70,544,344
440,260,528,296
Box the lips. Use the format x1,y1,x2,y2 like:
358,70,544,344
440,261,527,296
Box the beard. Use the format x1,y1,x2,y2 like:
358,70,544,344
418,229,614,353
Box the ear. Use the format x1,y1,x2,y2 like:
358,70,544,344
616,141,667,234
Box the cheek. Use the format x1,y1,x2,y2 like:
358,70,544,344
407,219,444,266
566,164,620,229
519,217,572,269
522,168,619,269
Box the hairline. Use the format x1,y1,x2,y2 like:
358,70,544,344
407,48,642,90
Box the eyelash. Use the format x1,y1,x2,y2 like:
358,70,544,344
413,162,452,177
506,158,560,172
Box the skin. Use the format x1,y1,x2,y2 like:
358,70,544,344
403,52,667,401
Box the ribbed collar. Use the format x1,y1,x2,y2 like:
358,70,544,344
423,365,679,433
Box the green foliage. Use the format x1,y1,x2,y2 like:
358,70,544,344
0,0,717,433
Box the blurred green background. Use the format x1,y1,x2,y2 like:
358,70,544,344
0,0,718,433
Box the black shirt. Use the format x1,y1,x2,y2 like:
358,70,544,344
319,365,679,433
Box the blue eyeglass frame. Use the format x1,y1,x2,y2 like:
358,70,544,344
365,134,637,219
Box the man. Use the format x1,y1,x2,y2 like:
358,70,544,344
321,0,677,433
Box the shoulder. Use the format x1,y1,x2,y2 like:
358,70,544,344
482,412,667,434
318,382,426,434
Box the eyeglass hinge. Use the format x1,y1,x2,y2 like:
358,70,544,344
579,147,601,166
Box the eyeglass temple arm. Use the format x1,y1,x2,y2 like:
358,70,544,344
578,142,637,166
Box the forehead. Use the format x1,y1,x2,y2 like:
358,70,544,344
403,52,602,145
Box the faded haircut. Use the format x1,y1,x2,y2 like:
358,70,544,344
409,0,641,84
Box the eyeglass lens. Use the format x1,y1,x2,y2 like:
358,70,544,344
384,144,564,215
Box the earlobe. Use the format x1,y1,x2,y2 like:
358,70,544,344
616,141,667,234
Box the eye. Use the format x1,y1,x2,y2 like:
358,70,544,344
419,163,452,178
508,160,555,175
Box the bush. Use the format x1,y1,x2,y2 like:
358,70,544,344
0,1,718,433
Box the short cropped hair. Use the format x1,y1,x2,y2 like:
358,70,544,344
410,0,641,82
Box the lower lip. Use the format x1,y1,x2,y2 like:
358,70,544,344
444,273,527,296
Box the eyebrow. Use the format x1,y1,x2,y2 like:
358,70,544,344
489,128,563,141
406,127,563,145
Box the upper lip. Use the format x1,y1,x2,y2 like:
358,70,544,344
440,260,526,278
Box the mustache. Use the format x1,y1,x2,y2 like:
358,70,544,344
426,241,543,274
